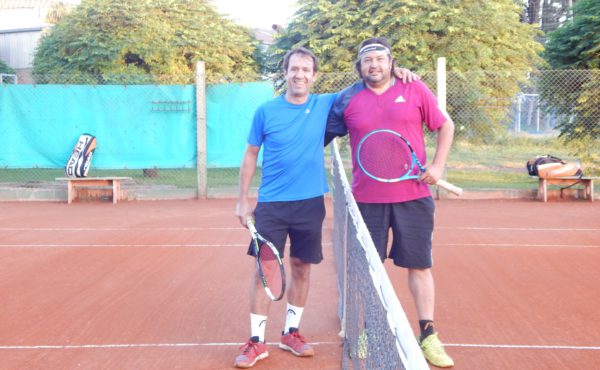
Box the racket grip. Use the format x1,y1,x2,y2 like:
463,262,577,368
435,179,463,196
246,216,257,233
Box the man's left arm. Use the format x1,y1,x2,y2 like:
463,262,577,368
421,118,455,184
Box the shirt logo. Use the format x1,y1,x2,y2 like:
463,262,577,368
395,95,406,103
305,108,310,114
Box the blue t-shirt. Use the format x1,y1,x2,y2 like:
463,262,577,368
248,93,337,202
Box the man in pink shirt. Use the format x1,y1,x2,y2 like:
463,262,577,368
326,37,455,368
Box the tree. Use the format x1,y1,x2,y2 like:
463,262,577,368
45,1,76,24
544,0,599,69
0,59,14,74
33,0,259,84
540,0,599,167
272,0,543,142
520,0,579,40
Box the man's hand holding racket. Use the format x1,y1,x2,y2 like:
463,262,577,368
420,162,444,186
357,129,463,196
235,199,252,227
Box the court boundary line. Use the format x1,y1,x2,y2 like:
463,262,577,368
0,227,245,231
1,226,598,232
0,341,338,350
1,242,597,249
1,342,598,351
437,227,600,232
0,243,334,248
438,243,600,248
445,343,600,350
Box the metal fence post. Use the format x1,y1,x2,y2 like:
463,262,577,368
436,57,447,199
196,61,207,199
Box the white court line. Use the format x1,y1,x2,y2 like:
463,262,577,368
0,242,594,249
0,341,338,350
445,343,600,351
0,242,334,248
438,243,600,248
0,226,597,232
0,227,243,231
437,227,600,232
0,244,247,248
1,342,597,351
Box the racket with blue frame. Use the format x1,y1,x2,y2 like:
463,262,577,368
356,129,463,196
247,217,286,301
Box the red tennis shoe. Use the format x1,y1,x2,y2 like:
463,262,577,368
234,336,268,368
279,328,314,357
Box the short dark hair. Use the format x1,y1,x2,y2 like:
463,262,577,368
282,47,319,73
354,37,396,78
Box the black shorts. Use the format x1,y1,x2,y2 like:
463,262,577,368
357,197,435,269
248,195,326,264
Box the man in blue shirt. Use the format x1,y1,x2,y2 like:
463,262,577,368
234,47,415,368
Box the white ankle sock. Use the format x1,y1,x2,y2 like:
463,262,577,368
283,303,304,334
250,313,267,342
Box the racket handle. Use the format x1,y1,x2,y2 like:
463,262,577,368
246,217,257,233
435,179,463,196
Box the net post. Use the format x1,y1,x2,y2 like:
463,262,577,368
196,61,207,199
436,57,447,200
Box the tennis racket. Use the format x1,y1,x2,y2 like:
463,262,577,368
246,217,286,301
356,129,463,196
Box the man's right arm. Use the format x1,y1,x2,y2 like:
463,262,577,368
325,86,360,146
236,144,260,227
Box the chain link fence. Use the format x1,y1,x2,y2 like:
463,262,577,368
0,73,200,200
0,68,598,200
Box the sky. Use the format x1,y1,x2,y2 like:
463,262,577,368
211,0,299,29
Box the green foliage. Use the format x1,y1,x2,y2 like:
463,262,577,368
544,0,600,69
0,59,16,83
0,59,14,74
45,1,75,24
271,0,543,141
541,0,599,158
33,0,259,84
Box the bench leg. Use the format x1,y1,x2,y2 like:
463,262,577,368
112,180,119,204
538,179,548,202
67,181,74,204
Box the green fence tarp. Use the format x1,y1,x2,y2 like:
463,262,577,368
0,81,273,169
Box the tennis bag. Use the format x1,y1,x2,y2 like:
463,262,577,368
65,134,97,178
526,155,582,179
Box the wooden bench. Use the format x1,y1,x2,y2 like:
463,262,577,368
535,176,596,202
56,177,131,204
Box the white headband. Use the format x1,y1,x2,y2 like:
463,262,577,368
358,43,391,58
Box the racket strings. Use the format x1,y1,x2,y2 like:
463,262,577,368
359,133,414,179
258,243,283,297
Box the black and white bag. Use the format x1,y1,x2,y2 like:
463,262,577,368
526,154,582,179
65,134,97,178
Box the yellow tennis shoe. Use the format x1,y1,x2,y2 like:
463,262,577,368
419,333,454,368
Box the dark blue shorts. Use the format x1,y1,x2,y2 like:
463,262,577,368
357,197,435,268
248,195,326,264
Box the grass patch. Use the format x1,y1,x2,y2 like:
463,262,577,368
1,135,597,192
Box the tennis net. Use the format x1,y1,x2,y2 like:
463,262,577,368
331,139,429,370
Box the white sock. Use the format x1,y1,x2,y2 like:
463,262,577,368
283,303,304,334
250,313,267,342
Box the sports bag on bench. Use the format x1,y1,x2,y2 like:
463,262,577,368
526,155,582,179
65,134,97,178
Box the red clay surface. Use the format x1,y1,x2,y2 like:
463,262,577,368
1,198,599,370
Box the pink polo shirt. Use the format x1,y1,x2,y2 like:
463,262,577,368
327,79,448,203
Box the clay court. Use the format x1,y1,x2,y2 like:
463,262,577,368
1,198,599,369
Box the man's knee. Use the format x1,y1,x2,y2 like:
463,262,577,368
290,257,311,280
